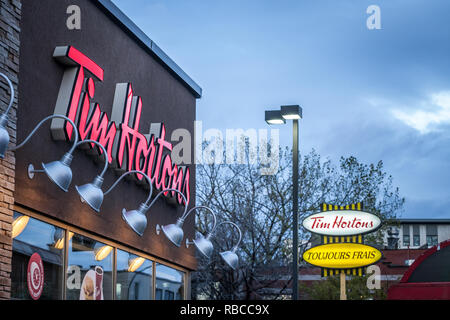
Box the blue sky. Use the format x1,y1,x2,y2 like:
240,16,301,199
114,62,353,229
112,0,450,219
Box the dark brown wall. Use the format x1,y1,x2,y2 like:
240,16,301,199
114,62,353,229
15,0,197,270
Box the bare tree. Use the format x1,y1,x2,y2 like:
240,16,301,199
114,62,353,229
191,144,404,300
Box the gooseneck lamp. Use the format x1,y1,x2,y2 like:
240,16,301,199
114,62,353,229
215,221,242,270
74,139,109,212
0,72,15,158
102,170,153,236
152,188,190,247
184,206,218,259
9,114,79,192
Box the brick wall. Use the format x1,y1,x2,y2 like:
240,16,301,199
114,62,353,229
0,0,20,300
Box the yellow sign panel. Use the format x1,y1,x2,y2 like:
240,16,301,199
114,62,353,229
303,243,382,269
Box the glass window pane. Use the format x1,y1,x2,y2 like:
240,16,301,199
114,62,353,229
402,225,409,235
155,263,185,300
426,225,437,236
66,233,113,300
11,213,64,300
413,235,420,246
426,235,438,247
116,249,152,300
403,235,410,246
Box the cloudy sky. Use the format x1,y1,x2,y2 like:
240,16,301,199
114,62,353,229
112,0,450,219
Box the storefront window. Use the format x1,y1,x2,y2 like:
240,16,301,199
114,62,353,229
116,249,152,300
155,263,185,300
66,233,113,300
11,213,64,300
9,212,188,300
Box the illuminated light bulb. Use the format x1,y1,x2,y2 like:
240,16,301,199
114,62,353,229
54,231,74,250
94,245,113,261
12,215,29,239
128,256,146,272
266,118,285,125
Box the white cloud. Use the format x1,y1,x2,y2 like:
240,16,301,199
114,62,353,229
391,91,450,134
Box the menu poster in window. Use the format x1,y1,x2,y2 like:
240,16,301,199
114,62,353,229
27,253,44,300
80,266,104,300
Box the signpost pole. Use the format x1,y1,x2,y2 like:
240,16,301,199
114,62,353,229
340,271,347,300
292,119,299,300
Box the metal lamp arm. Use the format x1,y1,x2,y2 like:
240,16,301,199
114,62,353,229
9,114,79,154
0,72,14,116
210,221,242,249
103,170,153,203
185,206,217,234
74,139,109,177
146,188,188,219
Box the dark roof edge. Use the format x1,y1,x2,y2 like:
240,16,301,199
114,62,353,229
93,0,202,99
394,219,450,224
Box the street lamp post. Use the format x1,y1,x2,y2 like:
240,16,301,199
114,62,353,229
265,105,302,300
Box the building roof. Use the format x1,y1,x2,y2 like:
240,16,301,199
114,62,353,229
378,249,427,275
94,0,202,99
395,219,450,224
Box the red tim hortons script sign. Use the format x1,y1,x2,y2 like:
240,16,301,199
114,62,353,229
49,46,189,205
302,210,381,236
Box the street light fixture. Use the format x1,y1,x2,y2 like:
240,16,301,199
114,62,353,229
265,104,302,300
264,110,286,125
281,105,302,120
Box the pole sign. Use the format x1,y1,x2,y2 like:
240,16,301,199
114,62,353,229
302,203,383,277
302,243,382,269
302,210,381,236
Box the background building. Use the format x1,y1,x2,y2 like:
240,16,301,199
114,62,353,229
383,219,450,249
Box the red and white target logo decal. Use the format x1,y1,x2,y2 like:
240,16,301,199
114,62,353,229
27,253,44,300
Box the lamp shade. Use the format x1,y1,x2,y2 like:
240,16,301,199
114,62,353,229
280,105,302,120
265,110,285,125
220,249,239,270
75,176,104,212
0,124,9,158
122,203,148,236
12,215,29,239
161,219,184,247
128,256,146,272
41,152,73,192
193,234,214,259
